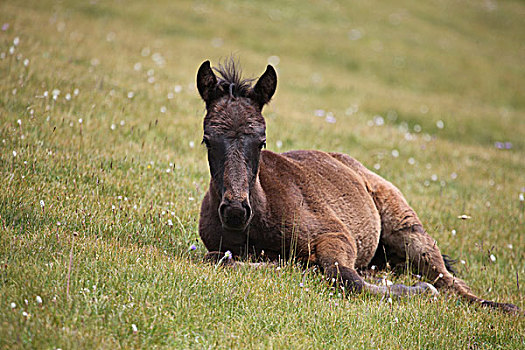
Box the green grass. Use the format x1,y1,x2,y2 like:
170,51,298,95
1,0,524,348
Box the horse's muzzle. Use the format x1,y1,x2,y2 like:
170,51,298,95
218,198,252,231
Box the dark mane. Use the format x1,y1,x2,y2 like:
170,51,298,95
214,58,255,98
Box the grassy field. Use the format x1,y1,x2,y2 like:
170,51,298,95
1,0,524,348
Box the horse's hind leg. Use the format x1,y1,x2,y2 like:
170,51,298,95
329,152,521,313
366,174,521,313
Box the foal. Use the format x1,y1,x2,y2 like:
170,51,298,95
196,59,521,314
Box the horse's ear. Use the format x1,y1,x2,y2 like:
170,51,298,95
196,60,218,104
252,65,277,109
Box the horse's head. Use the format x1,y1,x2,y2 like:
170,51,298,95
197,60,277,232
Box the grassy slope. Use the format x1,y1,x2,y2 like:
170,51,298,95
0,0,524,348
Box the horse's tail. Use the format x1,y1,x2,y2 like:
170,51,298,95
442,254,457,275
436,273,523,315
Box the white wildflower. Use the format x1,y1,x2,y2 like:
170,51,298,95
267,55,280,66
373,115,384,126
52,89,60,100
211,37,223,47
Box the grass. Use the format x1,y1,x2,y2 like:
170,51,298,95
0,0,524,348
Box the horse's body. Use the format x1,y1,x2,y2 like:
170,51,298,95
200,149,381,267
196,59,521,314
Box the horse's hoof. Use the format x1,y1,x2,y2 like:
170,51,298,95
413,282,439,296
389,282,439,297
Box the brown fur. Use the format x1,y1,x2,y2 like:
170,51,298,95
196,59,522,315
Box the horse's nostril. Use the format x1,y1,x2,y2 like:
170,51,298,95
219,199,251,230
242,200,252,220
219,202,227,218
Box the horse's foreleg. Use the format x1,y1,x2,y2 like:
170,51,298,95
313,232,436,298
312,232,365,293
